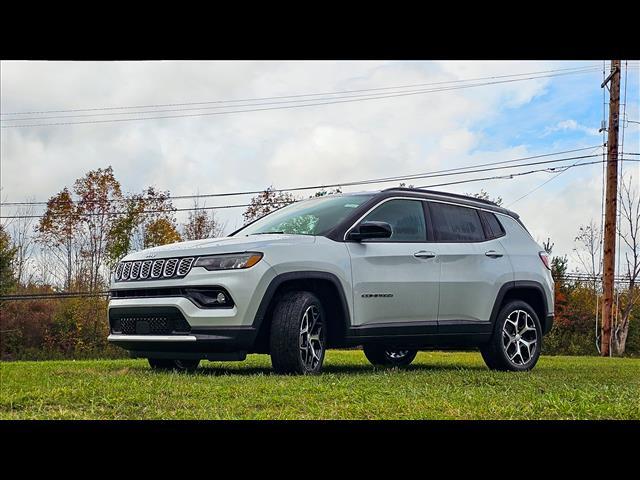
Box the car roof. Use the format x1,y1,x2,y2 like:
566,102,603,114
336,187,519,218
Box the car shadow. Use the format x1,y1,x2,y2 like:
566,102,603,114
182,362,488,377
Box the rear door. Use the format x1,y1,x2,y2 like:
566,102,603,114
346,198,440,327
426,202,513,326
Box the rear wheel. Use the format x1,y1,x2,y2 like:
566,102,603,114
270,291,326,374
363,345,417,367
148,358,200,372
481,300,542,371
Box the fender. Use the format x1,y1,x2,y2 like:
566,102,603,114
251,270,352,335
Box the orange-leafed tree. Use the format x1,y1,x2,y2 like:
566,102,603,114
144,218,182,248
183,201,226,240
74,166,122,292
37,188,81,290
242,187,297,224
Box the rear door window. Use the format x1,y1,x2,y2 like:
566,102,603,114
429,202,485,242
480,210,506,239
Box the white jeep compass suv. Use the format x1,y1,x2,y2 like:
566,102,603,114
108,188,554,374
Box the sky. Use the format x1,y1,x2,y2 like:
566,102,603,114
1,60,639,272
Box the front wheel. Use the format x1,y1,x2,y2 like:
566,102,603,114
270,291,326,374
363,345,417,367
481,300,542,371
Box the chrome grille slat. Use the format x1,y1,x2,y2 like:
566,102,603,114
177,257,194,276
163,258,178,277
151,259,165,278
115,262,124,280
130,261,141,279
115,257,195,282
122,262,132,280
140,260,152,279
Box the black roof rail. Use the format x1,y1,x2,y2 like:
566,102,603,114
381,187,499,206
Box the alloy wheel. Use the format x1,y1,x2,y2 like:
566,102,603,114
385,349,410,360
299,305,324,371
502,310,538,366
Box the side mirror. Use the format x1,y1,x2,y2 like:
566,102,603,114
347,221,393,241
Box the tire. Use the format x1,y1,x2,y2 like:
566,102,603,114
148,358,174,370
173,359,200,372
481,300,542,372
363,345,417,367
148,358,200,372
270,291,326,374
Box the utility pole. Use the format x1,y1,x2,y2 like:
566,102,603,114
600,60,621,357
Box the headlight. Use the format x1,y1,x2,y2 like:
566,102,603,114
193,252,263,271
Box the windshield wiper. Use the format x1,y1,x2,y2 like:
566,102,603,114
249,231,286,235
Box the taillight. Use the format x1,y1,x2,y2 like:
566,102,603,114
539,251,551,270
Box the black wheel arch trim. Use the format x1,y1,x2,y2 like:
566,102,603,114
489,280,552,334
251,270,352,337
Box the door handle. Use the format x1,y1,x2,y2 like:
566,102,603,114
485,250,503,258
414,250,436,259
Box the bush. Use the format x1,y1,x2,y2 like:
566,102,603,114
542,282,640,356
1,292,126,361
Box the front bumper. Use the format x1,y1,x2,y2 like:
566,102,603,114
107,260,277,356
108,327,256,359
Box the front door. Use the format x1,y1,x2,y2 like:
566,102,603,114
346,198,440,328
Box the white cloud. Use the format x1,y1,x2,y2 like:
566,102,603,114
544,119,600,137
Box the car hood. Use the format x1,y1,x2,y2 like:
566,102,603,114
122,234,316,261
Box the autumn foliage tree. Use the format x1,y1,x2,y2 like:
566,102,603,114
37,188,81,290
242,186,297,224
612,176,640,356
183,202,225,240
0,225,17,297
106,186,180,264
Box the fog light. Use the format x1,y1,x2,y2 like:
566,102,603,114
185,288,233,308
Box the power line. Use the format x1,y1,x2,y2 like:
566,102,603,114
0,146,606,207
0,154,620,219
3,156,638,220
0,65,602,117
3,271,636,301
415,158,633,189
0,70,607,129
0,291,110,300
2,68,606,123
506,146,603,207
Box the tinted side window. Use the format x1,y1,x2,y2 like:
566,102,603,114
361,199,426,241
480,211,506,239
430,203,485,242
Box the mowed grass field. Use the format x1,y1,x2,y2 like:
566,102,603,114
1,351,639,420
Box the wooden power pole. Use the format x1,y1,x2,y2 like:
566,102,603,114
600,60,621,357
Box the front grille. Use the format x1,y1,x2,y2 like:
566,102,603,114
115,256,194,282
109,307,191,335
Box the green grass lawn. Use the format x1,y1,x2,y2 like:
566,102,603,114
1,351,638,419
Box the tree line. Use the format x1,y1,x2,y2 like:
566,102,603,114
0,167,638,359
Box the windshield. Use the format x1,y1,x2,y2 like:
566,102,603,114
235,194,374,236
